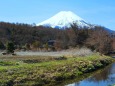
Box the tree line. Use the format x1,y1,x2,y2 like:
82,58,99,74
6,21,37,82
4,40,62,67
0,22,112,54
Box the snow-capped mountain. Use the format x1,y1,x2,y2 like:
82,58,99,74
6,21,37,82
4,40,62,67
37,11,90,29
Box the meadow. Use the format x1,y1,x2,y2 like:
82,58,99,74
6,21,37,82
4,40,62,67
0,53,113,86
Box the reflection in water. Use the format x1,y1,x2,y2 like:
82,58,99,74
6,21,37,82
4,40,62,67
67,63,115,86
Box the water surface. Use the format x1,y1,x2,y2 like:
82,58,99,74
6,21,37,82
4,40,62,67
66,62,115,86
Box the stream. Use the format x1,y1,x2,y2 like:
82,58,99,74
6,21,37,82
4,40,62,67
66,62,115,86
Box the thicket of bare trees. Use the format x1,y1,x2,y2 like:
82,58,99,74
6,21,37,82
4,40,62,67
86,26,112,54
0,22,112,54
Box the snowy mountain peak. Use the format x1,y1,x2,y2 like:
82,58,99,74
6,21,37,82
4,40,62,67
54,11,84,21
37,11,90,28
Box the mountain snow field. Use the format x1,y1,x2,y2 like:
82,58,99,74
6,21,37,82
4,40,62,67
37,11,90,29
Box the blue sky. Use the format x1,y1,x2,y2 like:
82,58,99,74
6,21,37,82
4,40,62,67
0,0,115,30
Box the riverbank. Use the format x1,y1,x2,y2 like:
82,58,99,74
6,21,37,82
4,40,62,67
0,53,114,86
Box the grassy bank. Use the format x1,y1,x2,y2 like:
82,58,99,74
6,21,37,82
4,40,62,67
0,54,114,86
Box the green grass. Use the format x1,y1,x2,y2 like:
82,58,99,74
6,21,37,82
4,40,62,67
0,53,113,86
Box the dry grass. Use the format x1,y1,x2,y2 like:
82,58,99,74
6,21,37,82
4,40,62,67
15,47,93,57
0,48,93,63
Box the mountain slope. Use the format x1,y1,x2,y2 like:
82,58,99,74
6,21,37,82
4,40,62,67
36,11,90,29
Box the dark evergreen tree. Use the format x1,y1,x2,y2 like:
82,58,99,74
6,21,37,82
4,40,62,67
6,41,15,53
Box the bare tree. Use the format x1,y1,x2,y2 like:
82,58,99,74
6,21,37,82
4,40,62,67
86,26,112,55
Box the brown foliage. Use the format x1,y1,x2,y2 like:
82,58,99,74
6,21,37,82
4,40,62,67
0,22,113,54
86,26,112,54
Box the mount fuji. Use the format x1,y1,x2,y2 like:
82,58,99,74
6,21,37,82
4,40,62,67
36,11,91,29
